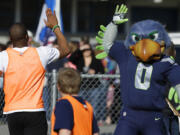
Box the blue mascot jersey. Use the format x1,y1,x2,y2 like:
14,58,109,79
109,41,180,111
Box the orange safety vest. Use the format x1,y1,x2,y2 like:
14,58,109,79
3,47,45,113
51,95,93,135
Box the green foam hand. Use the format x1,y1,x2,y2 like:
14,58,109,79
95,25,108,59
113,4,128,25
168,87,180,111
96,52,108,59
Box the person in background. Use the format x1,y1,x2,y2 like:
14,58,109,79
101,56,118,125
51,68,99,135
0,43,6,52
0,8,70,135
27,30,34,46
0,43,6,121
45,39,68,120
47,39,68,72
63,41,79,69
79,35,89,47
6,40,13,48
0,43,6,90
163,42,179,135
0,43,6,89
27,30,40,47
68,43,105,122
69,43,104,74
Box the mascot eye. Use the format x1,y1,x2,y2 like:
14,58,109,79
148,31,159,41
131,34,141,42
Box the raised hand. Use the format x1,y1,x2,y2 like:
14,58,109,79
95,4,128,59
44,8,70,58
113,4,128,25
95,25,108,59
44,8,58,29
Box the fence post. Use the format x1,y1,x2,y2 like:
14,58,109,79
52,69,57,109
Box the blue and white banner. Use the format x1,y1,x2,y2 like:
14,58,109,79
35,0,63,45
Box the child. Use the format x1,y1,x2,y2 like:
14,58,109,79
51,68,99,135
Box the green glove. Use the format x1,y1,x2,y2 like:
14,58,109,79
95,4,128,59
168,87,180,111
95,25,108,59
113,4,128,25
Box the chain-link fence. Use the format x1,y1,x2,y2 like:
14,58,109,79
0,71,121,135
79,74,121,135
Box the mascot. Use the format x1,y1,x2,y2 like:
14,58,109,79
96,4,180,135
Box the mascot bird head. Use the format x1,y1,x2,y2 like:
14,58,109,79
125,20,171,62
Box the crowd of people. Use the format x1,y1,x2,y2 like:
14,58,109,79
0,3,180,135
42,35,120,124
0,20,120,127
0,7,120,135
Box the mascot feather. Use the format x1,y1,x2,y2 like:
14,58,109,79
96,4,180,135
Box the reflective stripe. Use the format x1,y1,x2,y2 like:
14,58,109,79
161,57,176,64
3,108,45,114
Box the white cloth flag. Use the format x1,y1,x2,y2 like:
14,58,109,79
35,0,63,45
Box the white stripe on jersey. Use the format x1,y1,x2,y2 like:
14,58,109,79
160,57,178,65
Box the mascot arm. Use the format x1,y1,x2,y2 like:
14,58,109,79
95,4,128,59
101,22,118,53
95,23,118,59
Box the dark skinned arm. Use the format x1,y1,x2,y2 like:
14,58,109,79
44,8,70,58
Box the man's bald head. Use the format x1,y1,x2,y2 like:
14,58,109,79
9,23,28,47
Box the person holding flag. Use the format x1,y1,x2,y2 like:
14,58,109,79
0,8,70,135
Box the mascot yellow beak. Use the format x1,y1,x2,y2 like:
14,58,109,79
129,39,165,62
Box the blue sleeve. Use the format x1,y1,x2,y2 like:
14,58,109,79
109,41,127,62
92,113,99,133
165,62,180,86
54,99,74,132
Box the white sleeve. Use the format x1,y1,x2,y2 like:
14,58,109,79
37,46,60,69
0,51,7,73
0,51,9,73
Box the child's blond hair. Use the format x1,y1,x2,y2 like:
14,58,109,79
57,68,81,94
